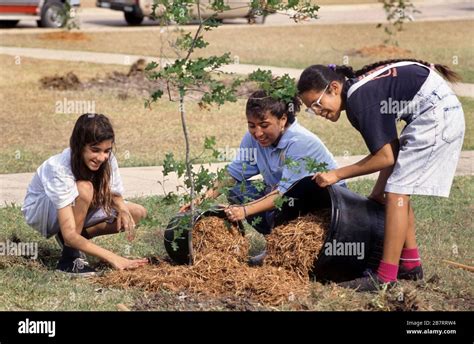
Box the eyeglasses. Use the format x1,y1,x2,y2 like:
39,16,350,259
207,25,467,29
305,84,329,116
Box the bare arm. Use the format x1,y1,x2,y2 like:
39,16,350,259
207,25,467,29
314,140,399,187
57,205,147,270
368,140,399,203
225,189,281,222
245,189,280,216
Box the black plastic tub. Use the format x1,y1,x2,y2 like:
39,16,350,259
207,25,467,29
277,176,385,282
164,176,385,282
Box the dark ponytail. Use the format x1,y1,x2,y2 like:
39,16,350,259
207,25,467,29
354,58,461,82
298,59,461,94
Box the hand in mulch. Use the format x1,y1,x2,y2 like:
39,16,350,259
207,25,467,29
111,256,148,271
224,205,246,222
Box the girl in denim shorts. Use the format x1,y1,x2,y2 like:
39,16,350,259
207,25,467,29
297,59,465,291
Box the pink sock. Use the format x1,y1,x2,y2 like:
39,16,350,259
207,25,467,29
400,247,421,270
376,261,399,283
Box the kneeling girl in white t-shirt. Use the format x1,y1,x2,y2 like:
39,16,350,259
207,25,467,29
22,113,148,276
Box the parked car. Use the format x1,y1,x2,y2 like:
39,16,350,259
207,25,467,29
96,0,266,26
0,0,79,28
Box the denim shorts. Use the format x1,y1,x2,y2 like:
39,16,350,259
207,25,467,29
385,71,465,197
48,205,117,238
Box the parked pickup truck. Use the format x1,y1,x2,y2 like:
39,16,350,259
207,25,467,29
96,0,266,26
0,0,79,28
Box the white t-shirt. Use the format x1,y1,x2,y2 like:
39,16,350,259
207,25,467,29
21,148,124,235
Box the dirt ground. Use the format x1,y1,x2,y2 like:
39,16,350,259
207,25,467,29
39,59,258,101
38,32,92,42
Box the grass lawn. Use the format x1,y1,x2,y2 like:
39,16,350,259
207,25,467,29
0,55,473,174
1,20,473,82
0,176,472,311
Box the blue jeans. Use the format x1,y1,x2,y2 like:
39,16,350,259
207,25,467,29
227,180,274,235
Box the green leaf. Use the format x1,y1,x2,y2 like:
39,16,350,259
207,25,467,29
251,180,266,192
248,71,297,103
273,195,288,211
193,166,216,193
145,61,159,71
176,32,209,51
303,157,328,173
204,136,217,150
163,152,186,177
250,216,262,227
204,16,222,30
284,157,302,174
210,0,230,12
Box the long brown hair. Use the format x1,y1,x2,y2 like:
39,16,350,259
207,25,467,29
298,58,461,94
70,113,115,213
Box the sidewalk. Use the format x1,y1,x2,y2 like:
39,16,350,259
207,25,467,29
0,46,473,98
1,151,472,206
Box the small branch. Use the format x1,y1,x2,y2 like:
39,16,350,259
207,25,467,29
442,259,474,272
116,303,131,311
167,80,172,101
179,90,195,265
183,0,204,63
183,88,208,94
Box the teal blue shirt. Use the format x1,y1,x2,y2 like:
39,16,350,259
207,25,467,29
227,120,340,193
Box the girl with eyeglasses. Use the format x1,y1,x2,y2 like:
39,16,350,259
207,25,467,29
297,59,465,291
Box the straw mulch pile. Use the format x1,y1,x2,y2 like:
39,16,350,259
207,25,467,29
99,212,330,306
266,210,331,281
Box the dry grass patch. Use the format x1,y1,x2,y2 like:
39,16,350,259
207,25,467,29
1,20,472,80
0,55,368,173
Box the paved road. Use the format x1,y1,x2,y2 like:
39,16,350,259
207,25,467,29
1,0,472,33
1,151,472,206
